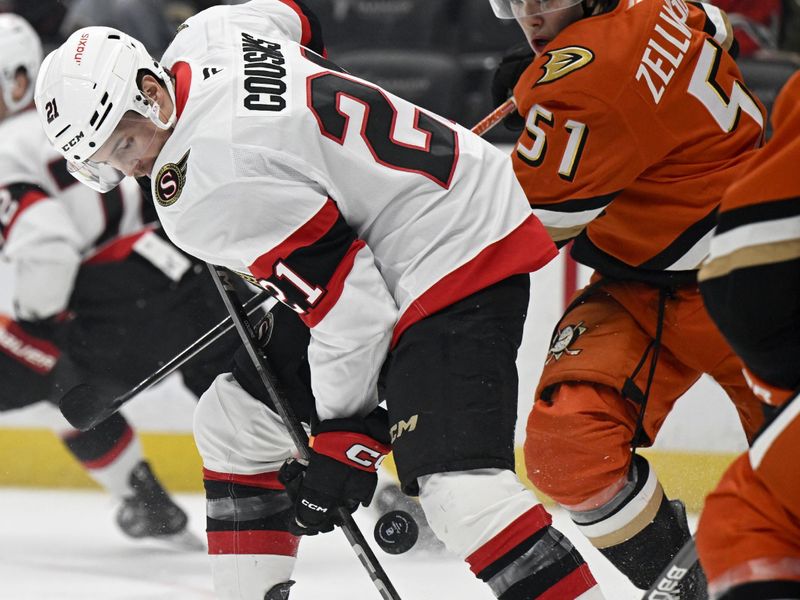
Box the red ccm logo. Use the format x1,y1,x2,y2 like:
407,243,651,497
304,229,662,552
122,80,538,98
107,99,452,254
74,33,90,65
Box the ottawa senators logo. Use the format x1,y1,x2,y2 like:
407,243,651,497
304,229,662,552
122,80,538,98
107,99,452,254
536,47,594,85
155,149,190,207
545,320,588,364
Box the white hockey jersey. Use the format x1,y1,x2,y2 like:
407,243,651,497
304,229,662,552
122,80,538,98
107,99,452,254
155,0,557,420
0,108,150,320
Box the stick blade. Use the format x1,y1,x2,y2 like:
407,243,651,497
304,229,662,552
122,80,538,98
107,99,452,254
59,384,115,431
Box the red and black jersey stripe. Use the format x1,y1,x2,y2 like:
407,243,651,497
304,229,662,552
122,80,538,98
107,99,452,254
279,0,326,57
0,182,49,243
249,198,360,327
94,187,125,249
47,158,80,191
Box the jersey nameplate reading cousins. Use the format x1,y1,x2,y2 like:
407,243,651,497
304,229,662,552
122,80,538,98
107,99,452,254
238,30,289,115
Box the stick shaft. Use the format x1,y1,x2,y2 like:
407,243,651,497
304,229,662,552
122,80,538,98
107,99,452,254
206,265,402,600
114,290,271,408
471,97,517,136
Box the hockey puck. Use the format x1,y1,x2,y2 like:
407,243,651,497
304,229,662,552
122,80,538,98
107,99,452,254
374,510,419,554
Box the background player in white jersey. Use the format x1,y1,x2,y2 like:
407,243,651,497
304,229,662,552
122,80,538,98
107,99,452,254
0,13,236,549
36,1,609,598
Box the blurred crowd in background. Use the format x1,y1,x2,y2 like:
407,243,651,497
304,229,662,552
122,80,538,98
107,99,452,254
2,0,798,142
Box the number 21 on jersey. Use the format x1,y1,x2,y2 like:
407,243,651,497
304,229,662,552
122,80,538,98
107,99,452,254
307,71,459,189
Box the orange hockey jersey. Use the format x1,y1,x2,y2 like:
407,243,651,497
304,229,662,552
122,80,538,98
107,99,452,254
512,0,766,285
698,71,800,393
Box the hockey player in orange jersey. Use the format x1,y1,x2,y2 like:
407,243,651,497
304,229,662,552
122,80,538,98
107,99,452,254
488,0,769,596
695,72,800,600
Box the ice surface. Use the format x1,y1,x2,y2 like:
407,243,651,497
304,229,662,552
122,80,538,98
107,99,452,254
0,488,698,599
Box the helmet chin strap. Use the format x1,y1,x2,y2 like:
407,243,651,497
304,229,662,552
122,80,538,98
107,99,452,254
144,98,175,130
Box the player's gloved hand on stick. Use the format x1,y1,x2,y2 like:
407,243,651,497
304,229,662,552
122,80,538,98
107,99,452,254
491,41,535,131
278,407,391,536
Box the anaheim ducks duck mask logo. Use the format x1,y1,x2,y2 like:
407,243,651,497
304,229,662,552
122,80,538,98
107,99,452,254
537,47,594,85
545,320,588,364
155,149,190,207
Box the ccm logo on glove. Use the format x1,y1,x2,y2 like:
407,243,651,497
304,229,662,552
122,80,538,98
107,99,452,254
346,443,387,470
312,432,390,472
300,499,329,513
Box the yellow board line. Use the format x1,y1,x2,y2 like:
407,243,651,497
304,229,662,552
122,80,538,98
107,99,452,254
0,428,736,512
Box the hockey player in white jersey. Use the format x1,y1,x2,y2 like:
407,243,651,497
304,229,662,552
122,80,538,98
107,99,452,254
35,1,607,598
0,13,236,549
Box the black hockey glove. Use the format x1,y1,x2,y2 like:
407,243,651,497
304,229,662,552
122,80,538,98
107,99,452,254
15,310,73,342
278,407,391,536
491,41,536,131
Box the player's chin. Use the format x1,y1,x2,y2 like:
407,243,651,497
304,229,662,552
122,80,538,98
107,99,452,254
532,38,549,55
133,160,154,179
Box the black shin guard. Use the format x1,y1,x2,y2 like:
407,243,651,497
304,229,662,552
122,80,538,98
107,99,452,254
567,454,705,597
600,497,707,598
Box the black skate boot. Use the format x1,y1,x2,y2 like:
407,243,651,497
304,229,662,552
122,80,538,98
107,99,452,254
116,460,204,550
264,580,295,600
600,498,708,599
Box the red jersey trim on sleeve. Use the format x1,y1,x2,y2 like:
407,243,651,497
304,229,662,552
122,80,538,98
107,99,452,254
250,198,339,277
301,238,365,328
4,186,49,239
391,214,557,347
277,0,326,57
278,0,312,47
83,226,156,265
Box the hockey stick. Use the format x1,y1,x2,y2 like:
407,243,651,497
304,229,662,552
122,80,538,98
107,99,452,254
59,289,272,431
641,536,698,600
471,96,517,136
207,264,403,600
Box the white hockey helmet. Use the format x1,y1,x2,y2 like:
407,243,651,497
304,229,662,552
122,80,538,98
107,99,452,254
0,14,43,115
34,26,176,192
488,0,584,19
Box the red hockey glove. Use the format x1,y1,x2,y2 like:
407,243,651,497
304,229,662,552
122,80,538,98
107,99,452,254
278,408,390,536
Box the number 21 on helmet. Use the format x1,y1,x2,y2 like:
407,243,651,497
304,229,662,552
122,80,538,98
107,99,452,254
34,27,176,192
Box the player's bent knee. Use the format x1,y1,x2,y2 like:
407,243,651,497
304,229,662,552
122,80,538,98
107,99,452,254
417,468,542,557
525,383,633,504
194,373,296,474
